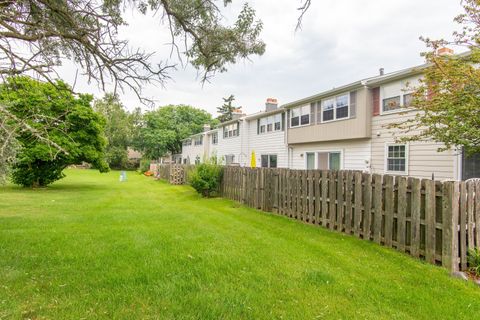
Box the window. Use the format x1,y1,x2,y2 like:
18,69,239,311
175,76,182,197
381,80,416,113
258,114,283,134
322,99,334,121
274,114,282,131
261,154,277,168
261,155,268,168
328,152,341,170
306,152,315,170
194,135,203,146
317,152,341,170
382,96,401,112
212,132,218,145
195,156,201,165
335,94,349,119
225,154,235,165
290,105,310,127
403,93,413,107
259,117,266,133
462,149,480,180
223,123,239,138
322,94,349,122
182,139,192,146
386,144,407,173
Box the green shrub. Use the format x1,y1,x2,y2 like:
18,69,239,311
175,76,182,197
467,248,480,276
139,159,151,173
189,163,223,197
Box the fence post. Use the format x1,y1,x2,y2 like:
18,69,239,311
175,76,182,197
442,181,460,272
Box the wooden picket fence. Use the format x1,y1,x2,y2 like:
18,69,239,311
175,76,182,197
155,164,195,185
221,167,480,272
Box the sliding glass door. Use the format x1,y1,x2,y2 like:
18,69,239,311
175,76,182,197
306,151,342,170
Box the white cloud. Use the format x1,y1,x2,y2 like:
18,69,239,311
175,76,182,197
55,0,463,116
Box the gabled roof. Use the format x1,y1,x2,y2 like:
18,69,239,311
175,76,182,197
280,51,470,109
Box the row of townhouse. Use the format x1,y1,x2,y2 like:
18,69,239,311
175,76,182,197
181,54,479,180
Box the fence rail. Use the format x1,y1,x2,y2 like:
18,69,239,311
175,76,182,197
221,167,480,272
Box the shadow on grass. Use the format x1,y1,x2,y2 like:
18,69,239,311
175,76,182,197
0,182,105,193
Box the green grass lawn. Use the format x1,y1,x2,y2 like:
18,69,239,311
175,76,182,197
1,169,479,319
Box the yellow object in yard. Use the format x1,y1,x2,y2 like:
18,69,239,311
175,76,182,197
250,151,256,168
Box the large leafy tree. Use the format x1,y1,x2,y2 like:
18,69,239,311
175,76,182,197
0,0,268,181
94,93,133,169
0,0,266,96
133,105,216,159
0,76,109,187
390,0,480,154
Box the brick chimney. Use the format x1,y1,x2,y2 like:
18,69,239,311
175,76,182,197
437,47,454,56
265,98,278,112
231,108,244,120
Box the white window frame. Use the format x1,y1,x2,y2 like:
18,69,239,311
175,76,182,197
223,123,239,139
380,81,417,115
304,150,344,170
290,105,310,128
211,132,218,145
193,135,203,146
259,113,283,135
384,143,409,175
274,113,282,131
321,93,350,123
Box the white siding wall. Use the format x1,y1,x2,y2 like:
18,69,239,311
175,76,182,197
290,139,371,171
246,116,288,168
371,111,458,180
206,131,218,160
181,135,207,164
214,120,248,165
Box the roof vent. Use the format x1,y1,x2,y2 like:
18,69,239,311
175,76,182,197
379,68,384,76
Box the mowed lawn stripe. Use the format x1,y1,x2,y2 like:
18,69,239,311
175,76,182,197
0,169,479,319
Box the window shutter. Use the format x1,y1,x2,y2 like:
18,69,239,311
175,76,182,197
237,122,240,135
287,109,290,128
281,112,285,131
372,87,380,116
257,119,260,134
310,103,315,125
316,102,322,123
350,91,357,118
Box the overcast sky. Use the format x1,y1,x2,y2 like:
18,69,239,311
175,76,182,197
57,0,463,116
